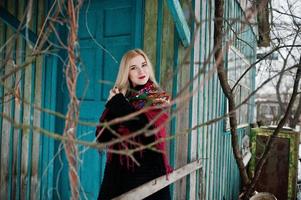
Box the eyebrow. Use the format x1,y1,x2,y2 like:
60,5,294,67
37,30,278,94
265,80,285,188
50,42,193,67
129,62,147,68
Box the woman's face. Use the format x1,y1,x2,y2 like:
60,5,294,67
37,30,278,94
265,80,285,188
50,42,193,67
128,55,150,87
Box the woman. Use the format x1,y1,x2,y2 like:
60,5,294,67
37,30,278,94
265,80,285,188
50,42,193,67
95,49,172,200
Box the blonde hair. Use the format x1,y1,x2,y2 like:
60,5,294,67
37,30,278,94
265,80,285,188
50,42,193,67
114,48,159,94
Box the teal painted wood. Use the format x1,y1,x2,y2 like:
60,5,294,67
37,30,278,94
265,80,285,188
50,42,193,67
199,0,207,199
26,1,38,199
221,3,230,194
213,75,218,200
210,7,217,200
38,2,60,199
155,0,163,83
15,2,27,197
8,2,17,198
201,0,206,197
39,53,58,199
207,52,214,200
222,128,246,199
219,86,224,199
0,6,38,45
196,1,204,199
195,2,202,199
166,0,190,47
186,0,196,195
212,77,218,200
53,26,69,200
135,0,144,48
15,25,26,200
169,27,179,200
211,1,218,197
217,86,224,199
204,1,210,198
0,7,6,198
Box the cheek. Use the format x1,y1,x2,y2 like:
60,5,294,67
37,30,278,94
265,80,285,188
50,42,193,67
129,71,136,81
144,68,150,76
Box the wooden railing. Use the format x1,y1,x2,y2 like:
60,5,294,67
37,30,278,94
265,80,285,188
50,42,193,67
113,159,203,200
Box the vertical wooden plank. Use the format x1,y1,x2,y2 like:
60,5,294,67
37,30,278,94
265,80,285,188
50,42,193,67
186,0,194,199
227,125,232,196
220,114,227,199
15,0,26,197
0,16,4,200
21,9,33,198
200,0,207,199
15,1,28,199
189,0,201,199
212,77,218,200
135,0,144,48
160,6,175,198
196,0,203,198
175,47,189,200
37,0,56,198
225,0,231,192
215,77,219,200
161,0,174,91
30,0,43,198
217,80,224,199
155,0,163,83
38,48,58,200
223,135,228,199
0,1,7,199
219,84,224,199
169,28,179,200
143,0,157,70
209,2,215,196
203,0,210,198
1,1,14,199
8,0,18,197
206,1,214,199
24,0,38,198
11,1,23,199
210,0,218,198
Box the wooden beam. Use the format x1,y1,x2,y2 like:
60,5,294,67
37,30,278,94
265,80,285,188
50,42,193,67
113,159,203,200
0,5,38,45
166,0,190,47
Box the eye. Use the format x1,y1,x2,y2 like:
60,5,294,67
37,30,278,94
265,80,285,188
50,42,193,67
142,63,147,67
130,66,136,70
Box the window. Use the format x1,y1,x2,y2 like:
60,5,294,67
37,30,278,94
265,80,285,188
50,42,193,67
226,46,252,129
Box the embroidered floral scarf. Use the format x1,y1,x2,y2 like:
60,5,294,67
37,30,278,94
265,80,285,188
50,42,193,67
126,80,172,174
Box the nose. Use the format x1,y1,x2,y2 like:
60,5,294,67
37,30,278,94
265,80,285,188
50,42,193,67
137,67,144,74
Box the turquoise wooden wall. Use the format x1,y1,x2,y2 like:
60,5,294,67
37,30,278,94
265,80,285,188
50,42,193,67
0,0,44,199
0,0,257,200
143,0,257,199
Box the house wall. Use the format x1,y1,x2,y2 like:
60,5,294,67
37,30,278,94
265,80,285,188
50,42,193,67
0,0,257,200
143,0,256,200
0,0,45,199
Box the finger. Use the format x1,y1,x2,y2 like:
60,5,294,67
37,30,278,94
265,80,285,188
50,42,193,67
113,87,118,93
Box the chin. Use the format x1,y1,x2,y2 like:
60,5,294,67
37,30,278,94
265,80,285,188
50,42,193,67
135,80,147,85
141,80,148,85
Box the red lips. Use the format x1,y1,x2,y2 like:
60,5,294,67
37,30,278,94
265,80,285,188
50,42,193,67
138,76,146,79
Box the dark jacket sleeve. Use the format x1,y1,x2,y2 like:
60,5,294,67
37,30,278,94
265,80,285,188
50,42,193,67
95,108,114,143
95,94,149,143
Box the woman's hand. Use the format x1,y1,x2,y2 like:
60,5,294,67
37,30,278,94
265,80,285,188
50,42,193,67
107,87,120,101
